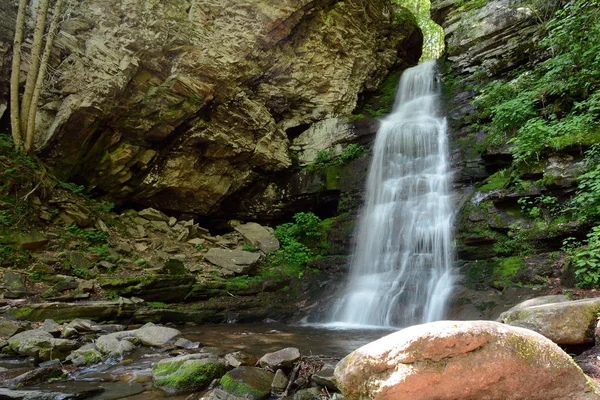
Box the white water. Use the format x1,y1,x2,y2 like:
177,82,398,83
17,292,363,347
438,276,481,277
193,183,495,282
329,61,454,327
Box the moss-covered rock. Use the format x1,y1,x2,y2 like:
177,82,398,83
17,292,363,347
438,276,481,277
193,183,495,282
499,297,600,345
152,353,228,394
220,366,275,400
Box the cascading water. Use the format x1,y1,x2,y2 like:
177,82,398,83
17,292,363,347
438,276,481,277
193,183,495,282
330,60,454,327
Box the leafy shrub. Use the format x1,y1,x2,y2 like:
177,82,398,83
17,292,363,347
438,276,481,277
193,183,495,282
568,226,600,288
269,212,323,276
66,225,107,243
306,144,367,171
59,182,85,194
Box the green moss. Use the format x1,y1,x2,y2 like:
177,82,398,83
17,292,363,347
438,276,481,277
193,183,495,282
478,170,511,192
456,0,487,12
220,373,263,399
153,359,226,394
7,306,34,319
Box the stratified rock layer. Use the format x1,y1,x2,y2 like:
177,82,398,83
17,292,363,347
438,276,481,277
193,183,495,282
0,0,421,216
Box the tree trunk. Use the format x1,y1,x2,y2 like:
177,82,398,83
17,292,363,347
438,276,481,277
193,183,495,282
24,0,64,153
20,0,50,137
10,0,28,149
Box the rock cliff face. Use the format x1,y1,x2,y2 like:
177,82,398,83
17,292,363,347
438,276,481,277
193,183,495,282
1,0,421,217
434,0,596,316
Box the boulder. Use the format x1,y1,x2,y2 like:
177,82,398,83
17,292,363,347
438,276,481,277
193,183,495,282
8,329,79,361
505,295,570,311
12,233,49,250
220,366,275,400
294,388,322,400
234,223,280,254
66,343,104,365
259,347,300,371
334,320,600,400
204,249,261,276
95,332,137,358
135,322,180,346
498,297,600,345
152,353,228,394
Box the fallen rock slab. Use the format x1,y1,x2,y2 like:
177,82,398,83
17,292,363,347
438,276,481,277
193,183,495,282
335,320,600,400
205,248,261,276
259,347,300,371
234,223,280,254
498,297,600,345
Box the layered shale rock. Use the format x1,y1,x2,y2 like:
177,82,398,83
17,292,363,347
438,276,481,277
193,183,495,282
0,0,421,216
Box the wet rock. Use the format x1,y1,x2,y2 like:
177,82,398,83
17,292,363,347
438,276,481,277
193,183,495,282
8,330,79,361
197,389,246,400
224,351,258,368
4,367,63,389
335,320,600,400
66,343,104,365
499,297,600,345
2,271,28,299
312,364,337,390
138,208,170,223
505,295,570,311
271,369,288,393
234,223,280,254
0,388,103,399
220,366,275,400
175,338,200,349
258,347,300,371
204,249,261,276
153,353,228,394
95,332,137,358
135,322,180,346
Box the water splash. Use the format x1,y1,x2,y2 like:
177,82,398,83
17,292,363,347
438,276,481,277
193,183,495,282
329,60,454,327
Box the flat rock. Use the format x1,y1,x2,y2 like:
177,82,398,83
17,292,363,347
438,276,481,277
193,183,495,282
135,322,180,346
138,208,170,222
2,271,28,299
259,347,300,371
234,223,280,254
335,320,600,400
204,249,261,276
498,297,600,345
220,366,275,400
312,364,337,390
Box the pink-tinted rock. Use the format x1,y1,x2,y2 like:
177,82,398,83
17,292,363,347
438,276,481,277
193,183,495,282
335,320,600,400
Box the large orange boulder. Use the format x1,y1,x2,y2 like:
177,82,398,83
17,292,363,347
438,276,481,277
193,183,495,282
335,320,600,400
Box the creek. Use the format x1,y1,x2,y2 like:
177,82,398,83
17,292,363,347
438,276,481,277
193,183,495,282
0,323,394,399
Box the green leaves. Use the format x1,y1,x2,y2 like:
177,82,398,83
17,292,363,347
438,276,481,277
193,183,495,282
472,0,600,163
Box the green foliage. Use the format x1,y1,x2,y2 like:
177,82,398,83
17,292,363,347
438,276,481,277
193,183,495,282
394,0,445,61
242,244,257,252
567,226,600,288
147,301,169,309
65,225,107,243
570,144,600,222
59,182,85,194
306,144,367,171
473,0,600,163
269,212,323,277
72,267,89,279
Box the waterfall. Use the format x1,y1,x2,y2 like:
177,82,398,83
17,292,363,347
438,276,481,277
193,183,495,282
330,60,454,327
